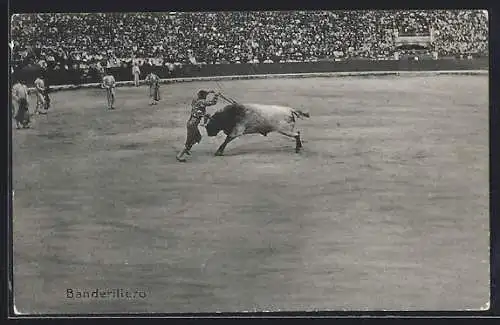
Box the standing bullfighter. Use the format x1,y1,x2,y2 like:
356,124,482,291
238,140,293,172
11,78,31,129
34,74,47,115
101,69,116,110
205,103,310,156
145,72,161,105
176,90,220,162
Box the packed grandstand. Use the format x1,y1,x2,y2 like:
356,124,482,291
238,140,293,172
10,10,488,74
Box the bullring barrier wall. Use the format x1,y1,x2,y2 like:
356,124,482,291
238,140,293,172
18,58,488,93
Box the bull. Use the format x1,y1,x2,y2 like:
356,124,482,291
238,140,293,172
205,103,310,156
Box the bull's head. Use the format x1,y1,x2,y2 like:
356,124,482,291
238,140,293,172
205,104,243,137
204,112,222,136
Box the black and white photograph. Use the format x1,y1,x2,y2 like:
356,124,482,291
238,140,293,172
10,10,489,314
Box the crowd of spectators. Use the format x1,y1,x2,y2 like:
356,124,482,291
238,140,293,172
10,10,488,72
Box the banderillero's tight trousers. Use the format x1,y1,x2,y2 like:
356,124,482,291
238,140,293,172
184,116,202,150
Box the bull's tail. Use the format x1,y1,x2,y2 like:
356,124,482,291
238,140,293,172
292,109,310,119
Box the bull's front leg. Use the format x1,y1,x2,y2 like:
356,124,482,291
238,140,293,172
215,124,245,156
215,136,235,156
277,125,303,153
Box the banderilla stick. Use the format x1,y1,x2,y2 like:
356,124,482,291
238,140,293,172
214,80,238,104
218,93,237,105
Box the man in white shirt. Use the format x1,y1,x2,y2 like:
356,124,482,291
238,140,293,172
132,62,141,87
167,62,175,76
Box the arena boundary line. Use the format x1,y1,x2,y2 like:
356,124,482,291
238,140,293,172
30,70,488,93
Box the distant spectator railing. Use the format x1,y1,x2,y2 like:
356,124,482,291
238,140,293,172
11,57,489,88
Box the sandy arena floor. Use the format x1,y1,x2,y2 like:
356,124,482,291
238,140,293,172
12,76,489,313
